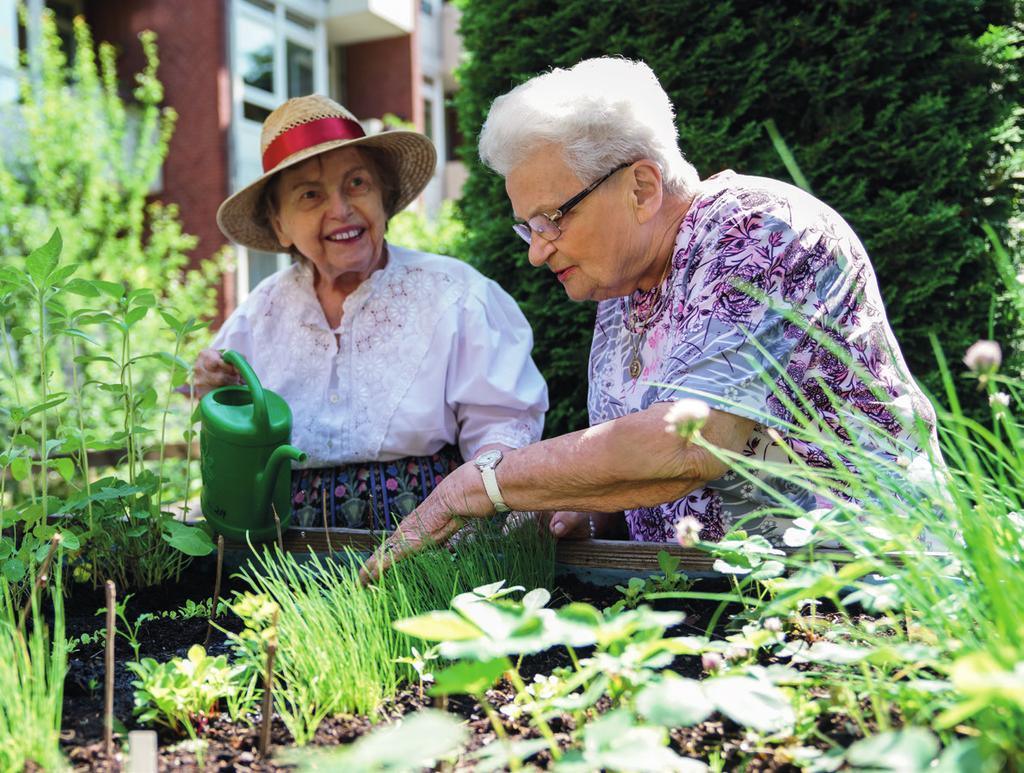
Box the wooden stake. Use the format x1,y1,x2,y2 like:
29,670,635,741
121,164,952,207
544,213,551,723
104,580,116,760
321,496,334,555
258,609,279,758
271,504,284,552
18,533,62,631
203,534,225,648
126,730,158,773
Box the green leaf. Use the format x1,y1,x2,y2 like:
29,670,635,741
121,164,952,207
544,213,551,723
429,657,510,697
10,456,31,481
845,728,939,772
393,610,482,642
52,457,75,482
703,676,794,733
25,394,69,417
2,558,26,582
63,327,100,346
49,263,78,286
636,675,714,727
522,587,551,611
93,279,126,298
64,278,101,297
158,310,183,332
292,709,467,772
57,530,81,550
657,550,681,577
25,229,62,286
125,305,149,327
161,519,215,556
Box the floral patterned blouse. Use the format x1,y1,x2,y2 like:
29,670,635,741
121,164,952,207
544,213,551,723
588,171,938,544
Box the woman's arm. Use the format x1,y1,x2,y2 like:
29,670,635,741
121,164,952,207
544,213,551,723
361,403,754,581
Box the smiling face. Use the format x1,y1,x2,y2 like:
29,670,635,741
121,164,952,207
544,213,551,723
505,144,656,303
269,147,389,286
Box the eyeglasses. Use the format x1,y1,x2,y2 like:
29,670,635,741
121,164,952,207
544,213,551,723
513,162,630,245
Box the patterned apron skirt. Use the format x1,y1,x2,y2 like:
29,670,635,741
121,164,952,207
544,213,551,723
289,445,463,531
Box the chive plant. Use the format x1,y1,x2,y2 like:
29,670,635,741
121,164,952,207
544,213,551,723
0,557,68,771
228,517,554,745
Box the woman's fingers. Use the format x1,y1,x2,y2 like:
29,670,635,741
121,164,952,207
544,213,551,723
193,349,241,396
360,509,465,584
547,510,594,539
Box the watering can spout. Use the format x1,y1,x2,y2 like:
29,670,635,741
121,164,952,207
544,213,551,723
256,444,307,516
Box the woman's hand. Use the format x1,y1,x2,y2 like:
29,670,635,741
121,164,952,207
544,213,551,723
193,348,242,398
544,511,620,539
359,462,492,583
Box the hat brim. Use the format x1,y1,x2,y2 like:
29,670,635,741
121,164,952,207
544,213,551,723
216,130,437,253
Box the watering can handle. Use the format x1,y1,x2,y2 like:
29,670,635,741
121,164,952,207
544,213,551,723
221,349,269,430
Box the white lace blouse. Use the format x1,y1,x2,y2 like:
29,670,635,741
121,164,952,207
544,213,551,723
210,244,548,468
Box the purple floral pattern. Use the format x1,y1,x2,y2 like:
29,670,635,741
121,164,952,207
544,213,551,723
290,445,463,531
588,171,939,544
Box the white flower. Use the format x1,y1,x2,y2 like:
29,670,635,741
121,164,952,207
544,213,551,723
763,617,783,634
963,340,1002,373
724,643,750,662
990,391,1011,408
664,398,711,439
675,515,703,548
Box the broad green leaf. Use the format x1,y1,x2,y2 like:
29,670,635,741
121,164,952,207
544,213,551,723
429,656,510,697
10,456,31,481
56,530,81,550
64,278,101,297
52,457,75,482
25,229,62,286
522,587,550,611
2,558,26,582
49,263,78,285
703,675,794,733
845,728,939,772
930,739,983,773
292,709,467,772
161,520,215,556
393,611,482,642
93,279,126,298
0,538,14,559
636,675,714,727
125,305,149,327
158,310,183,331
10,325,32,340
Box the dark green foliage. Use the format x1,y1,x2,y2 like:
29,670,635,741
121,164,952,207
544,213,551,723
454,0,1022,434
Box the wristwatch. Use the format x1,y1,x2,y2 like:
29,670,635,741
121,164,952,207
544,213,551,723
473,449,511,514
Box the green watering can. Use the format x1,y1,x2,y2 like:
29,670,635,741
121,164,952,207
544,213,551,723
199,350,307,542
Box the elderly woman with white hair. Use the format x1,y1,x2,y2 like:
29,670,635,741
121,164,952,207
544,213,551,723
362,57,939,580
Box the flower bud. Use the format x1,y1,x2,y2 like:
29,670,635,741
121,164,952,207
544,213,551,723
724,643,750,662
664,398,711,439
990,391,1011,408
701,651,724,674
963,340,1002,374
675,515,703,548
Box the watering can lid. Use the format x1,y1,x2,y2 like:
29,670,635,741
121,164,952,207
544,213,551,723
201,386,294,445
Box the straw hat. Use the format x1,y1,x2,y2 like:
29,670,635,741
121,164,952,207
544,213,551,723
217,95,437,252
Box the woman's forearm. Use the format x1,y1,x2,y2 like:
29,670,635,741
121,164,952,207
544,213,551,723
495,404,754,514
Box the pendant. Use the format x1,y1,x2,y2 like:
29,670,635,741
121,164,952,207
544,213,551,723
629,356,642,379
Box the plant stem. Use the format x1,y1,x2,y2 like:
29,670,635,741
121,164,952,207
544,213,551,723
506,668,561,760
203,535,224,648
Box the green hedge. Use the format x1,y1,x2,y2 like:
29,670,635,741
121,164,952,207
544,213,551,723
454,0,1022,436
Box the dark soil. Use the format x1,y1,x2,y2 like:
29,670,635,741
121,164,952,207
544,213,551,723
58,567,815,771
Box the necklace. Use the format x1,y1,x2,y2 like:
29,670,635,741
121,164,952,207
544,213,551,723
624,257,674,380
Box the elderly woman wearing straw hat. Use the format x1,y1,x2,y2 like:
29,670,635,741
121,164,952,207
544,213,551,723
195,95,548,531
360,57,941,581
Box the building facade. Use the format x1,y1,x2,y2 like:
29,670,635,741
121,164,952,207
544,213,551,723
0,0,465,315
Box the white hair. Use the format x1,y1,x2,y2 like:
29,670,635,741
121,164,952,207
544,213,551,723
479,57,699,197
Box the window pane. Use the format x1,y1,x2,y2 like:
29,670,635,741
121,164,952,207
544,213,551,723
243,102,272,123
248,251,283,290
286,40,313,98
238,16,275,93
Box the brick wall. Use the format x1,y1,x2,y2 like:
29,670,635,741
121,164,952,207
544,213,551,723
85,0,234,318
345,33,421,130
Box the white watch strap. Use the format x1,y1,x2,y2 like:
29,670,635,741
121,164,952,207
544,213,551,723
479,466,511,513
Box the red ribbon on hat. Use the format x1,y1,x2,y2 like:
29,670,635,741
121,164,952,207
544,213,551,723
261,116,366,173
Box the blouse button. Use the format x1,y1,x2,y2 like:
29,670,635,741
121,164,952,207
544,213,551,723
329,393,339,404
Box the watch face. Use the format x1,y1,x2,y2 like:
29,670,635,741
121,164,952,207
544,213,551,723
476,450,501,467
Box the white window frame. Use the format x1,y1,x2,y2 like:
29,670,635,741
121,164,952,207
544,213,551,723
229,0,327,301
